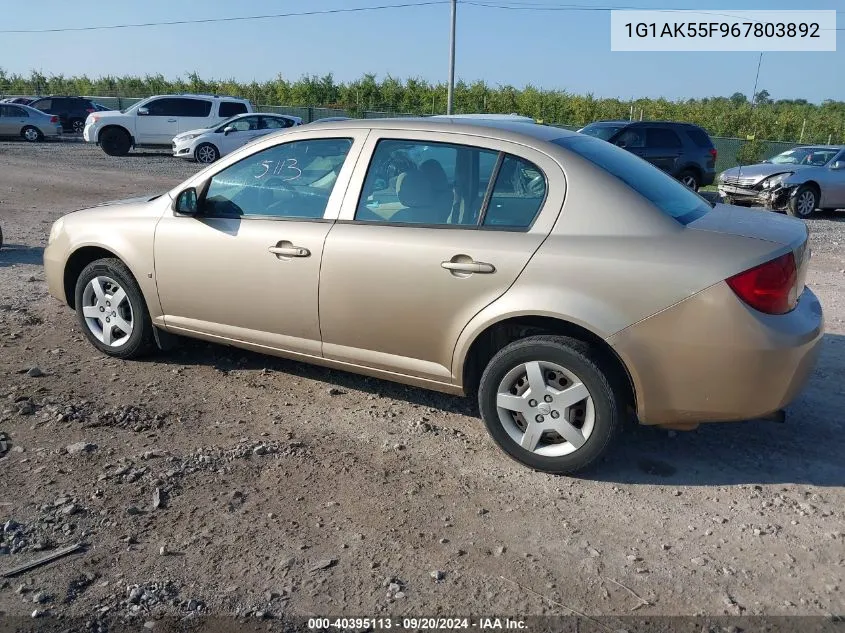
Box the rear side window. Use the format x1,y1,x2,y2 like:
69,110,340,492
554,135,710,225
686,128,714,148
219,101,248,117
178,99,212,117
482,155,546,229
646,128,682,148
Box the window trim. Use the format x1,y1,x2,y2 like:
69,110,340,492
191,136,357,222
349,137,547,233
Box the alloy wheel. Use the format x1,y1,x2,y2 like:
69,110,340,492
681,174,697,189
495,361,595,457
72,120,84,134
196,145,218,164
796,190,816,217
80,276,134,348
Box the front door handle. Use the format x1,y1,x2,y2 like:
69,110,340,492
269,242,310,258
441,260,495,274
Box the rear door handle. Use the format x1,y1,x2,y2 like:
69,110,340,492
269,243,310,258
441,260,495,274
167,118,177,123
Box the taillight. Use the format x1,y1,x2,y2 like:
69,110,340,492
50,115,59,123
86,108,95,113
726,253,797,315
709,148,718,159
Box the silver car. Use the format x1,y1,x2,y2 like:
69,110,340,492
719,145,845,218
0,103,63,142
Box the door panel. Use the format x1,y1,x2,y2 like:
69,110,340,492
154,217,330,355
318,130,564,384
643,128,683,173
319,226,546,380
136,98,178,144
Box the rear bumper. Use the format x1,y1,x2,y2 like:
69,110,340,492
608,283,824,426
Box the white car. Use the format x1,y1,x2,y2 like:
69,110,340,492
83,94,253,156
172,113,302,164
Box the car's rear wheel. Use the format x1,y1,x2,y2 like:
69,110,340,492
21,126,43,142
99,127,131,156
678,169,700,191
74,258,155,359
478,335,621,474
70,118,85,134
195,143,220,164
787,185,818,219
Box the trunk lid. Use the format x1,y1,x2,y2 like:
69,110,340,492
689,203,810,298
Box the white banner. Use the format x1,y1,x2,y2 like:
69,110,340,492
610,10,836,51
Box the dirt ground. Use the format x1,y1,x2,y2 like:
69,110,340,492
1,142,843,629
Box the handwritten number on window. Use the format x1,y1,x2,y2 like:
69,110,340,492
255,158,302,181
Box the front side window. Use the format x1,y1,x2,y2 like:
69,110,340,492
614,128,645,148
203,138,353,219
219,101,248,117
226,116,259,132
261,116,292,129
579,124,623,141
145,98,178,116
555,134,710,225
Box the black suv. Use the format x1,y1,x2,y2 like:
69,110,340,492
28,96,96,134
577,120,717,190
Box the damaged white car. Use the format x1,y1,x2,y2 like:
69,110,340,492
719,145,845,218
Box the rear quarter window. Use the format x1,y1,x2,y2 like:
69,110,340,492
219,101,248,117
686,128,714,148
554,135,711,225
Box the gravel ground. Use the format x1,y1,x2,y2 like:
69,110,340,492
0,141,844,630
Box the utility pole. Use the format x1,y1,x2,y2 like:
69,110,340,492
446,0,456,114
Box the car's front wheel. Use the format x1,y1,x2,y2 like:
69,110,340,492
787,184,818,219
195,143,220,164
74,258,155,359
99,128,131,156
478,335,621,474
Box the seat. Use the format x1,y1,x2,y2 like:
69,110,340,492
390,168,452,224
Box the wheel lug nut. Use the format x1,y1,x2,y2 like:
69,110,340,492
105,317,110,323
106,302,111,307
528,399,537,407
544,395,553,403
99,306,105,312
535,415,544,423
551,410,560,419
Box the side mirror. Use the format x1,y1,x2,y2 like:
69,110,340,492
174,187,198,215
830,161,844,170
615,140,628,148
137,107,149,116
223,126,236,136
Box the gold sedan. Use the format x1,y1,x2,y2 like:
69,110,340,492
44,119,824,474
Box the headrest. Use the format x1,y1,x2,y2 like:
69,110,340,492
397,169,434,208
420,159,449,192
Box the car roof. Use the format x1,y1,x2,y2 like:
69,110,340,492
790,144,845,151
301,117,573,144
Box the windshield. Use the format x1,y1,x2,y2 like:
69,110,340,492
579,124,624,141
554,135,711,225
769,147,839,166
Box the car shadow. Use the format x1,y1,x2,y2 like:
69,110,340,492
0,244,44,267
155,339,477,417
156,331,844,486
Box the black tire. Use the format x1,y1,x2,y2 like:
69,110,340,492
70,118,85,134
678,169,700,191
99,127,131,156
194,142,220,164
21,125,43,143
787,184,818,219
74,258,156,359
478,335,622,475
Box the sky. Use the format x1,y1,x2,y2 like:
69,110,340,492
1,0,843,103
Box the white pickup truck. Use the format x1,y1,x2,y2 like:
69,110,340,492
83,94,253,156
